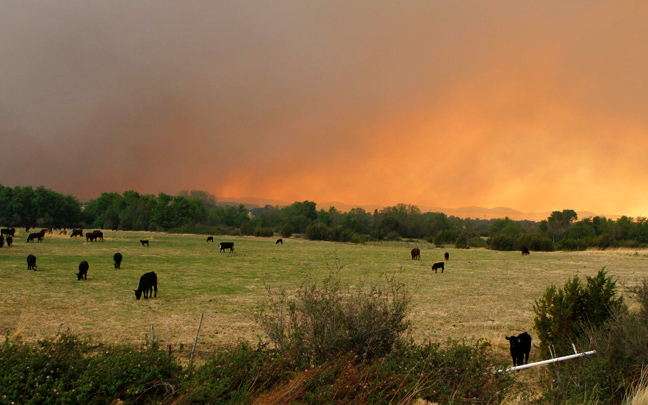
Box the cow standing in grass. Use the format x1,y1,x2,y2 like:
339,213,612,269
219,242,234,252
77,261,89,280
113,253,123,269
6,235,12,247
432,262,445,273
411,248,420,260
27,254,37,271
135,271,158,300
1,227,15,237
506,332,532,367
27,232,42,242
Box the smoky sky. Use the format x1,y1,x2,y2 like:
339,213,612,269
1,1,647,215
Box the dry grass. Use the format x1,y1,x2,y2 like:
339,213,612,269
1,230,648,366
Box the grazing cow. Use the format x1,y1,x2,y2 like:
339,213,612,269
6,235,12,247
1,227,15,237
219,241,234,253
26,232,43,243
134,271,158,300
276,238,283,244
77,261,89,280
27,254,37,271
521,246,530,255
113,253,123,269
445,252,450,260
206,236,214,242
0,235,4,247
411,248,420,260
506,332,532,367
92,230,104,241
432,262,445,273
140,239,149,246
70,228,83,237
86,232,97,242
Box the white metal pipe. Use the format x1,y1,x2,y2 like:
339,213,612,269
499,350,596,373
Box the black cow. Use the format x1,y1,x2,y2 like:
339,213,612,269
92,230,104,241
86,232,97,242
6,235,12,247
444,252,450,260
276,238,283,244
206,236,214,242
521,246,530,255
140,239,149,246
70,229,83,237
411,248,420,260
134,271,158,300
506,332,532,367
27,254,37,271
432,262,445,273
113,253,123,269
77,261,89,280
0,235,4,247
219,242,234,252
26,232,43,242
1,227,15,237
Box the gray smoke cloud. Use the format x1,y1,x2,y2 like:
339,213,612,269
1,1,647,215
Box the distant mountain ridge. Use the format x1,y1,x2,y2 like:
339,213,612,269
216,196,606,221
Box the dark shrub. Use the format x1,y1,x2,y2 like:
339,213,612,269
255,274,412,368
533,268,626,358
253,227,274,237
280,224,294,238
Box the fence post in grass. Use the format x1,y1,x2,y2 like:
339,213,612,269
188,313,204,370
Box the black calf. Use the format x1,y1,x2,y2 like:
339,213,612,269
6,235,12,247
506,332,532,367
444,252,449,260
27,254,37,271
134,271,158,300
113,253,123,269
432,262,445,273
140,240,149,246
207,236,214,242
276,238,283,244
77,261,89,280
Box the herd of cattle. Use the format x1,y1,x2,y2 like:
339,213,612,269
2,226,533,366
2,226,237,301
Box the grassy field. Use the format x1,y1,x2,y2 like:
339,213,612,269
1,229,648,364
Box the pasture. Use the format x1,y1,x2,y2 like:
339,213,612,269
1,229,648,363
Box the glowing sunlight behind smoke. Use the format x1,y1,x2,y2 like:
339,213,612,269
1,1,647,216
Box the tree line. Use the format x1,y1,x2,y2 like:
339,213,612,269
2,184,647,251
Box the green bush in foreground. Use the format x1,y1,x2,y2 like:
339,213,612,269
539,279,648,404
0,334,181,405
533,268,626,358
